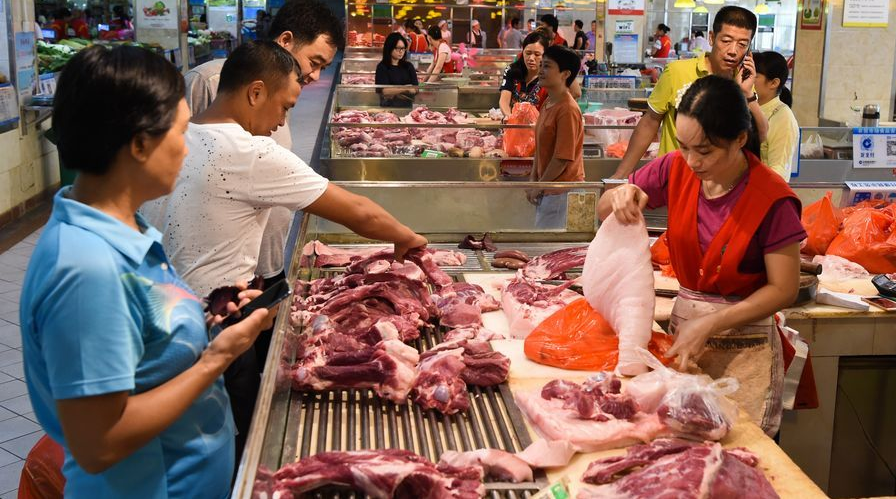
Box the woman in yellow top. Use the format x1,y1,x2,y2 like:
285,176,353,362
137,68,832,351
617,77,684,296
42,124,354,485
754,51,799,181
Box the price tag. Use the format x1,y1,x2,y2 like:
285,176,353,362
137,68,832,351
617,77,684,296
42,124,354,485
0,83,21,130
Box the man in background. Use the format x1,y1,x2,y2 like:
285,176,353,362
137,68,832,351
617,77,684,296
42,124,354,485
540,14,566,47
587,20,598,51
503,18,523,49
573,19,588,50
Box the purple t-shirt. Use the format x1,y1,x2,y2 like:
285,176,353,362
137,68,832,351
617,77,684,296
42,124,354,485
630,153,807,274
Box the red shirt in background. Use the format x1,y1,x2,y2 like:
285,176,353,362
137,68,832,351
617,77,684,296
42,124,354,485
552,33,567,47
654,35,672,58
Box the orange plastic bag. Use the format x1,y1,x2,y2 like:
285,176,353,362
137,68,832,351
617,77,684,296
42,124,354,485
524,299,674,371
502,102,539,157
826,204,896,273
650,232,677,278
19,435,65,499
801,191,843,256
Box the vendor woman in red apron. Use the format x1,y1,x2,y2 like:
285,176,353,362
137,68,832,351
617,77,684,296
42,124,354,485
598,75,805,436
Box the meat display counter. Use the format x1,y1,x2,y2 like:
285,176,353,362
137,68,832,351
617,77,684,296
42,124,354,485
232,182,828,498
319,85,652,181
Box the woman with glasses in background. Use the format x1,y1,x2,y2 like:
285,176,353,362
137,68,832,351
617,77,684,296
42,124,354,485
375,32,419,107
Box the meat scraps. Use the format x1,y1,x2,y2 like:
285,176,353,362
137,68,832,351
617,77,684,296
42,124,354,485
301,240,467,269
439,449,533,483
414,339,510,414
578,440,779,499
263,449,485,499
459,233,497,252
521,246,588,280
582,213,655,375
433,282,501,329
500,278,582,338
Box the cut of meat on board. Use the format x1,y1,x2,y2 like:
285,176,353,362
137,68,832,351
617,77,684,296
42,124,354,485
524,299,674,371
540,377,640,421
514,388,666,453
412,348,470,414
516,439,577,469
500,279,583,339
263,449,485,499
582,214,655,376
521,246,589,280
578,441,779,499
439,449,533,483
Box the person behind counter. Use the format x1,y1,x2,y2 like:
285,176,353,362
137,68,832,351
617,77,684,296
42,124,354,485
527,46,585,229
499,31,548,118
22,45,271,498
573,20,588,50
468,19,486,48
754,51,798,181
69,9,90,38
424,25,458,82
587,20,598,52
651,24,672,58
376,32,419,107
438,20,451,43
502,18,523,50
599,75,805,436
540,14,567,47
611,6,768,179
48,8,70,40
692,30,711,53
405,19,428,52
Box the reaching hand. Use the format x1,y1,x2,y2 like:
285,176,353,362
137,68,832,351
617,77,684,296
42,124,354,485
606,184,649,224
665,314,718,371
394,233,429,263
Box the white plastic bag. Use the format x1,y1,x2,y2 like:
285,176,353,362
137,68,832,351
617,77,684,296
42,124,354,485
800,133,824,159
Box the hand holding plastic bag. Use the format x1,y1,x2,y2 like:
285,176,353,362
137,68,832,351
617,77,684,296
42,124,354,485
502,102,539,157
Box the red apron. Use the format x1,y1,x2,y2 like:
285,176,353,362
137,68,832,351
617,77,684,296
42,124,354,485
434,41,458,74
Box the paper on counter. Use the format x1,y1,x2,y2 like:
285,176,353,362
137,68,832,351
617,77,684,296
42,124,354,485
815,290,870,311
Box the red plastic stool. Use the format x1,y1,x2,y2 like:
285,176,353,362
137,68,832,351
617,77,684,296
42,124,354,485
18,435,64,499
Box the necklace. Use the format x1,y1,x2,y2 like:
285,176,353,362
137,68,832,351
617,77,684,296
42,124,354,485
702,154,748,198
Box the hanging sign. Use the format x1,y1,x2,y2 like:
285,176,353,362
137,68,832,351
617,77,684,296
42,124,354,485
852,127,896,168
800,0,824,30
843,0,888,27
608,0,645,16
136,0,178,29
615,20,635,33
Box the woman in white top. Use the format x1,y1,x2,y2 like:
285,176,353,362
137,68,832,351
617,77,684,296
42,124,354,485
468,19,486,48
753,51,799,181
438,20,452,43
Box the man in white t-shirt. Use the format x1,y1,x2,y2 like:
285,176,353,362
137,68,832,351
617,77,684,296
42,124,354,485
142,41,427,457
183,0,343,287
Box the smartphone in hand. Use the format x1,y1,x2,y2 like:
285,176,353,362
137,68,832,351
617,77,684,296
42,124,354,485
209,279,291,339
740,50,753,80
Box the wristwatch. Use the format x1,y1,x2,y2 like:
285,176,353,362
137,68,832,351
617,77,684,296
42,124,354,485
746,92,758,103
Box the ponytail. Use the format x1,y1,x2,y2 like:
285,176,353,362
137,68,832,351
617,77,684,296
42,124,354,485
779,86,793,108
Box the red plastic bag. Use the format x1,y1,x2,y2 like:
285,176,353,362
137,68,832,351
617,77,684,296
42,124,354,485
524,299,674,371
826,204,896,273
502,102,539,157
651,231,671,265
19,435,65,499
801,191,843,256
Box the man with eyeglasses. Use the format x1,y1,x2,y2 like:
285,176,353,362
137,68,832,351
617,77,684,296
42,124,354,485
611,6,769,178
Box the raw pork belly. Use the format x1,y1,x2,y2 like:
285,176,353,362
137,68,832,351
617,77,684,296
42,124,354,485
266,449,484,499
521,246,589,280
500,278,582,338
439,449,533,483
582,214,655,375
578,440,779,499
515,439,577,468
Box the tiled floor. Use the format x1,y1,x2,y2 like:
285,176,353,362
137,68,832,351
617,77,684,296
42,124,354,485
0,229,44,498
0,54,341,496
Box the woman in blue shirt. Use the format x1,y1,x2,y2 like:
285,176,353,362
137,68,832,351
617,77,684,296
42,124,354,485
20,45,270,498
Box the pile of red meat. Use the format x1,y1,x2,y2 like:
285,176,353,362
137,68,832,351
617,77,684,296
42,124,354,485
578,439,779,499
329,108,507,158
342,74,375,85
288,242,511,413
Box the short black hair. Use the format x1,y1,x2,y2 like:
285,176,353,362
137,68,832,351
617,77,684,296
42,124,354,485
677,75,755,151
218,40,300,95
713,6,757,38
541,14,559,32
543,45,581,87
427,25,442,41
694,30,704,37
511,18,520,28
574,20,583,29
52,45,184,176
269,0,345,50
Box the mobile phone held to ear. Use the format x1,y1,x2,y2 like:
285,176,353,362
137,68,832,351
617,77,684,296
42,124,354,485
861,296,896,311
217,278,291,329
740,50,752,80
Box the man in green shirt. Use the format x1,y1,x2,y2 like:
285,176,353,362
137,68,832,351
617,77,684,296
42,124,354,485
612,6,769,178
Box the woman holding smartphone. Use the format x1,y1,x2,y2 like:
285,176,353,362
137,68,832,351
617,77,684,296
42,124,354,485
20,45,271,497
